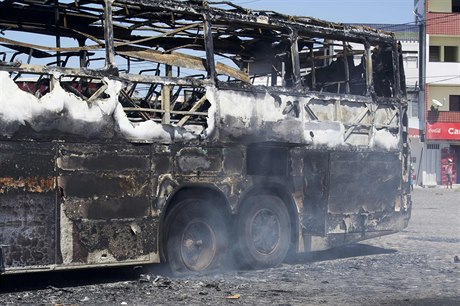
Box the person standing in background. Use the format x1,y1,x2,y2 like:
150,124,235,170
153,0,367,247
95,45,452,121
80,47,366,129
446,159,453,189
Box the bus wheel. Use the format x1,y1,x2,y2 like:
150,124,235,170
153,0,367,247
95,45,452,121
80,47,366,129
165,199,228,275
237,195,291,269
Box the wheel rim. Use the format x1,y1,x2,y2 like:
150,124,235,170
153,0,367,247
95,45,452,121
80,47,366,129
250,208,281,255
180,219,217,271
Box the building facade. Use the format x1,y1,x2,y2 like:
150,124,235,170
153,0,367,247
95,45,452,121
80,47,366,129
415,0,460,186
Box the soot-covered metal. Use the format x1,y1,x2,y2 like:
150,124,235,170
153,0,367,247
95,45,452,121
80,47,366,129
0,0,411,274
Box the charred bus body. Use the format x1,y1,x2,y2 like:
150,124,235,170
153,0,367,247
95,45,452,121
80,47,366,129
0,0,411,274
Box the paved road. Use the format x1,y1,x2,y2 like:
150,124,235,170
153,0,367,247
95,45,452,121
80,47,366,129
0,188,459,305
343,187,460,305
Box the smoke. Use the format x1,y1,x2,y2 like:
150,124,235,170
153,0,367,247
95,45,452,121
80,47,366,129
373,128,400,150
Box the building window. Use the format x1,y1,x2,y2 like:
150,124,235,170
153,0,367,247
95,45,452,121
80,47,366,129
444,46,459,62
427,144,440,150
450,95,460,111
429,46,441,62
453,0,460,12
404,55,418,68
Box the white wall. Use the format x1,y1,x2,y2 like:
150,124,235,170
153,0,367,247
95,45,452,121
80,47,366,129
428,0,452,12
426,62,460,85
410,136,423,185
402,41,420,88
422,143,442,186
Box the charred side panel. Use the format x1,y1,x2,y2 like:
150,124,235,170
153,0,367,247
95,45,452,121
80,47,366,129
0,141,56,269
327,151,402,234
57,143,156,264
302,151,329,235
247,143,288,176
175,147,223,176
223,147,244,175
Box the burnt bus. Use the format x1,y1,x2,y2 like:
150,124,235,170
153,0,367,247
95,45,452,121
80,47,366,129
0,0,411,274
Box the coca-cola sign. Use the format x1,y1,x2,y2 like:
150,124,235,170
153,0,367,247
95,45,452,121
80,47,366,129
426,122,460,140
428,127,441,134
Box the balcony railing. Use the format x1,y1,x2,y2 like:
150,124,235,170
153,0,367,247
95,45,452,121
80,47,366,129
427,110,460,123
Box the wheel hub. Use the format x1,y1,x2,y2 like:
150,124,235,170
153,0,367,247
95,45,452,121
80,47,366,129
181,220,216,271
251,208,280,255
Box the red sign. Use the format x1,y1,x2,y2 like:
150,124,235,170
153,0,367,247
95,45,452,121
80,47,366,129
426,122,460,140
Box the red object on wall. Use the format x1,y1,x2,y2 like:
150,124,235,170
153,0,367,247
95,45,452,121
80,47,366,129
440,148,457,186
426,122,460,140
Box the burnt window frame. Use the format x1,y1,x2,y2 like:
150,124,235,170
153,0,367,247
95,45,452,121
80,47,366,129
291,30,402,99
206,20,295,88
0,1,405,104
294,36,368,96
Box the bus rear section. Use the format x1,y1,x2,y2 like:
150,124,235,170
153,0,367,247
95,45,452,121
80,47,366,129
300,150,410,251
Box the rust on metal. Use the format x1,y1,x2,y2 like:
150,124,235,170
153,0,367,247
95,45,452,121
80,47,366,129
0,177,56,194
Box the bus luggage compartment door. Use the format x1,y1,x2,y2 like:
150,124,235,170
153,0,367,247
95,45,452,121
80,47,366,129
326,151,403,238
57,143,156,265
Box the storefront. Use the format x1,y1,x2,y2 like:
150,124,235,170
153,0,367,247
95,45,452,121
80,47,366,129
425,122,460,185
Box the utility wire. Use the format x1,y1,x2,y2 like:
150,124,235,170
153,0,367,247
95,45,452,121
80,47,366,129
366,12,460,30
235,0,261,4
425,76,460,84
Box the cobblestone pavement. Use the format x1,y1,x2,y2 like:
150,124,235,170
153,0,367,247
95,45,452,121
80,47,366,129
1,188,459,305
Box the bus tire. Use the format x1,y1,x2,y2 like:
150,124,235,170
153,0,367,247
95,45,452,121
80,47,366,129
237,194,291,269
164,199,228,275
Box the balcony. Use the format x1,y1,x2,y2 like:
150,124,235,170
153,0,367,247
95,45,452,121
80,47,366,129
427,110,460,123
426,110,460,140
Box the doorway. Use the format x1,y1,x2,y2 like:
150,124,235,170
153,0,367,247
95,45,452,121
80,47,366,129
454,145,460,184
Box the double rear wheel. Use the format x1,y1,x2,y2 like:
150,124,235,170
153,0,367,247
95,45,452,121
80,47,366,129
164,195,292,274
